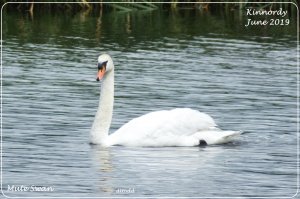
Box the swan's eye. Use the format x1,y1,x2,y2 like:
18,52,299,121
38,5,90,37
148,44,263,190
98,61,108,70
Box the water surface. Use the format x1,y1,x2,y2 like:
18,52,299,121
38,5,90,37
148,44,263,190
1,8,298,198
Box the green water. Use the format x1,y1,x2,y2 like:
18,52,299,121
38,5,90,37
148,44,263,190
2,7,297,46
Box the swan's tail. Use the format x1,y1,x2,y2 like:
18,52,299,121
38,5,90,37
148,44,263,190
217,130,242,144
194,130,242,145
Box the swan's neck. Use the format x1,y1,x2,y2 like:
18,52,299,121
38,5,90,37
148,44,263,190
90,69,114,145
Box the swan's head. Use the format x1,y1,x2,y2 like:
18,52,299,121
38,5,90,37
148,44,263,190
96,54,114,81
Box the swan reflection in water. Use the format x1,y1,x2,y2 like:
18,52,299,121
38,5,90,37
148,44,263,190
90,145,232,196
91,146,114,194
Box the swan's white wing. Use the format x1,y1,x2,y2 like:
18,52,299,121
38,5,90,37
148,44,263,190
105,108,239,147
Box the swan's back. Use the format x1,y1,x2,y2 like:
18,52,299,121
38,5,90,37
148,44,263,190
105,108,221,146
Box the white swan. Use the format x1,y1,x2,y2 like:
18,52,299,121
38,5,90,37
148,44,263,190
90,54,241,147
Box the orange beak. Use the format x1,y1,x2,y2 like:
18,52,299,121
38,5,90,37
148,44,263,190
96,68,106,81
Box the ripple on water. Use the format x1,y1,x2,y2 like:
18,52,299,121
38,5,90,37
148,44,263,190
2,28,297,197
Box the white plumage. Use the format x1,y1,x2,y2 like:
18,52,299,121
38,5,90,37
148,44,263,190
90,54,241,147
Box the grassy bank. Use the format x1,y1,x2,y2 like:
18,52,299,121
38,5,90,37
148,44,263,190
1,0,299,17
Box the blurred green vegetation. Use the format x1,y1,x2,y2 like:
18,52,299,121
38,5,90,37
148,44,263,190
1,0,299,17
1,1,298,48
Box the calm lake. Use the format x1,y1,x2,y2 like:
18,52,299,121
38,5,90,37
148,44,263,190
1,5,298,198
